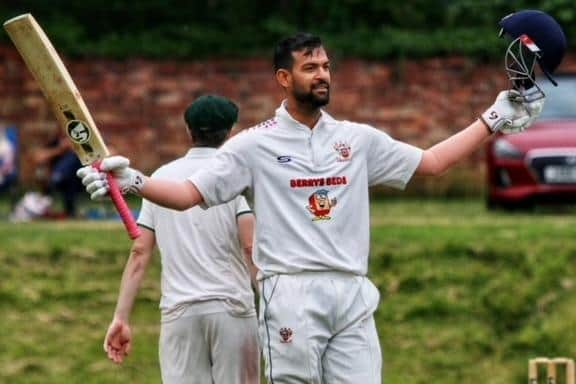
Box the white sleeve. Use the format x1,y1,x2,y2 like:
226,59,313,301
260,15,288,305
235,195,253,217
188,132,253,207
136,198,155,231
365,125,423,189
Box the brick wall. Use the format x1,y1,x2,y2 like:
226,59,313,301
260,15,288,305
1,45,575,194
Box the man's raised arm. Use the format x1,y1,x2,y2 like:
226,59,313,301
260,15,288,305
417,89,544,176
77,155,203,210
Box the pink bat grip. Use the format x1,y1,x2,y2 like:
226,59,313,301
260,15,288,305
94,161,141,239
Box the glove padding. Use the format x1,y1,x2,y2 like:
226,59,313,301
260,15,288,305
481,89,545,134
76,156,145,200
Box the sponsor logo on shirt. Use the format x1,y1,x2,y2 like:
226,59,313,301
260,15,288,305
277,155,292,163
290,176,347,188
307,189,337,221
334,141,352,162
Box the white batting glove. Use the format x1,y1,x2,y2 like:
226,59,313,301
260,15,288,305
500,90,545,134
481,89,543,134
76,156,146,200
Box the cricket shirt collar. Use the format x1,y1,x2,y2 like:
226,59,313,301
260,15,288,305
185,147,218,158
275,100,335,133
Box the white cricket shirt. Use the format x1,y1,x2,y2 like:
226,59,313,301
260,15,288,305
189,102,423,277
137,148,255,317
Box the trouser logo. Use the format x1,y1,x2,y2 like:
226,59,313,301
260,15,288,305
279,327,293,343
528,357,575,384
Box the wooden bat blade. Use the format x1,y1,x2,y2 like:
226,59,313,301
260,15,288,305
4,13,141,239
3,13,108,166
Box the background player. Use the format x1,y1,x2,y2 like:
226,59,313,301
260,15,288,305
102,95,259,384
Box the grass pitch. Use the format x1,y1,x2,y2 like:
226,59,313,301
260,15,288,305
1,199,576,383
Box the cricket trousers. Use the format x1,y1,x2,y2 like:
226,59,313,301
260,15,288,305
259,272,382,384
159,301,260,384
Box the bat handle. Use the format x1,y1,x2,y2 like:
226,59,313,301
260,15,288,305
94,161,141,239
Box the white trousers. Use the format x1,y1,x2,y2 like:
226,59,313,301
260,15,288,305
259,272,382,384
159,302,260,384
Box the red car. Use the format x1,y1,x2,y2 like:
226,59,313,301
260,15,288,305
485,75,576,209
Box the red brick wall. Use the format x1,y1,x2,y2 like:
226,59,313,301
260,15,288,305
2,45,575,194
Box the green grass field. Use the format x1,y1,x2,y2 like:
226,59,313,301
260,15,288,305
1,199,576,383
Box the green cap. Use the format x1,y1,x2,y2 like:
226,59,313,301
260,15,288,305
184,95,239,135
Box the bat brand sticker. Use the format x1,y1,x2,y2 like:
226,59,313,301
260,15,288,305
66,120,91,144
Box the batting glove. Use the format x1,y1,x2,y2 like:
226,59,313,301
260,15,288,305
481,89,544,134
76,156,146,200
501,90,545,134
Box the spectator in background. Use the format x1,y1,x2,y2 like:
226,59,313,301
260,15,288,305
32,129,83,218
0,125,17,195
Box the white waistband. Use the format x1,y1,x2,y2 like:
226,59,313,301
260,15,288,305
260,270,365,281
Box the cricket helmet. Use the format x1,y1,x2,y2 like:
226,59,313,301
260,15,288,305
499,10,567,100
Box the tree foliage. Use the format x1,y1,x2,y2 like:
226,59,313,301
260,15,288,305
0,1,573,59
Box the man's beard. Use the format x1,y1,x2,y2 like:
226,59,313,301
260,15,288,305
293,82,330,107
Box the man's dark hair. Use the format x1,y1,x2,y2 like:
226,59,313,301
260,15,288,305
184,95,238,148
273,32,323,72
190,126,230,148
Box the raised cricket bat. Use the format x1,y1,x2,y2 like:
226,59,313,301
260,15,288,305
4,13,140,239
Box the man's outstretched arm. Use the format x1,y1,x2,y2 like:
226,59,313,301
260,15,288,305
416,119,490,176
416,89,544,176
77,156,203,210
140,178,203,210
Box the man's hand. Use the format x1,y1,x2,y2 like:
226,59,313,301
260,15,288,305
500,90,546,134
481,90,545,134
104,318,132,364
76,156,146,200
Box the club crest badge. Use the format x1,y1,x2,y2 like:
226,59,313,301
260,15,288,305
334,141,351,162
279,327,293,343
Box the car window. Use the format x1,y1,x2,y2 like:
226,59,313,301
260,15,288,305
537,75,576,120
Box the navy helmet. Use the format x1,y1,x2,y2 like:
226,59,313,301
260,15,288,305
499,10,567,87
